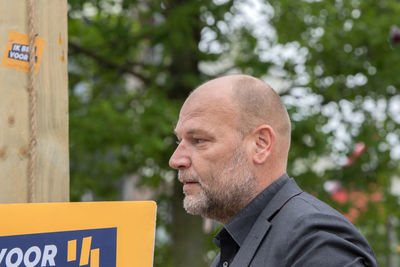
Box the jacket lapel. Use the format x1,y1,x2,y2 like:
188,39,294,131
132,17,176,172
230,213,271,267
230,179,303,267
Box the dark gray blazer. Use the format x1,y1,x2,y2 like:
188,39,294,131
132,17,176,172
211,179,377,267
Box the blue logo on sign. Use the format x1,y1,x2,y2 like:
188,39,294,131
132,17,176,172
0,228,117,267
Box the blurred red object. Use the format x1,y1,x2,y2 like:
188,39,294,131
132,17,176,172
324,180,382,223
331,190,347,204
345,208,360,223
345,142,367,166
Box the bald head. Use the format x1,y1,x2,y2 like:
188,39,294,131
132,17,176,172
231,75,291,138
191,74,291,143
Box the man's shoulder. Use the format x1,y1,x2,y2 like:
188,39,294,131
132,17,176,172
270,178,347,220
266,182,370,246
274,188,356,231
284,190,345,217
253,183,378,266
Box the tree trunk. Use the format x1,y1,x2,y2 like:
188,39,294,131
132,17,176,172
162,0,209,265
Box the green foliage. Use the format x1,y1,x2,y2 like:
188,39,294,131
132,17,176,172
68,0,400,266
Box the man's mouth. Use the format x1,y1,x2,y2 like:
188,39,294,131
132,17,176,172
178,172,201,192
179,176,198,184
182,180,198,184
182,181,200,192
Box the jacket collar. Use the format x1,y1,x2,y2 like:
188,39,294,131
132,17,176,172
223,174,290,247
230,178,303,267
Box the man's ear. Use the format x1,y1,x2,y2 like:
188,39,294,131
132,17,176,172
252,125,275,164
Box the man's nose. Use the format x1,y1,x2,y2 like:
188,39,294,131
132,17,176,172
169,143,191,170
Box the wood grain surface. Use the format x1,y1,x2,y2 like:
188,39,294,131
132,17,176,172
0,0,69,203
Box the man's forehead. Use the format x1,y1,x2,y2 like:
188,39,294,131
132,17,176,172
179,98,236,122
180,87,237,117
174,102,238,137
174,110,210,135
173,76,241,136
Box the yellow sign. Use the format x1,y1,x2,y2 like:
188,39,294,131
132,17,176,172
0,201,157,267
1,30,46,73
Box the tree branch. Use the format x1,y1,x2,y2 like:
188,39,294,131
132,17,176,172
68,41,150,84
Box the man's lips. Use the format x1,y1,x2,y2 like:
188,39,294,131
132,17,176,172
181,179,198,184
183,181,198,185
182,181,200,191
179,177,198,184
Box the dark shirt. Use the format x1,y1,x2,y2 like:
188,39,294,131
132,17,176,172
213,174,290,267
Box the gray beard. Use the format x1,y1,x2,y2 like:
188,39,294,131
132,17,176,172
180,147,257,223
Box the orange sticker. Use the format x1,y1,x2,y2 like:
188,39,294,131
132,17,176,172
2,30,45,73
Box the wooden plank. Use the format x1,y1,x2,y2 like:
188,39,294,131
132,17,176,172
0,0,69,203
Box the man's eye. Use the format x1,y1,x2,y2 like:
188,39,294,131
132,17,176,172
193,138,206,144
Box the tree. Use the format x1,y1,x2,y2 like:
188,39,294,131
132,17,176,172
68,0,400,266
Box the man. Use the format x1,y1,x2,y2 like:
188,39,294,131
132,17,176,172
169,74,377,266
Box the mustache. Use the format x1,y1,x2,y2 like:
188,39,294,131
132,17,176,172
178,171,200,183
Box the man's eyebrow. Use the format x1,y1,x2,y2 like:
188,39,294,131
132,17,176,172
186,128,210,135
174,128,210,137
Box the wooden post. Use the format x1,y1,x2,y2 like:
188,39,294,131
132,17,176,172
0,0,69,203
